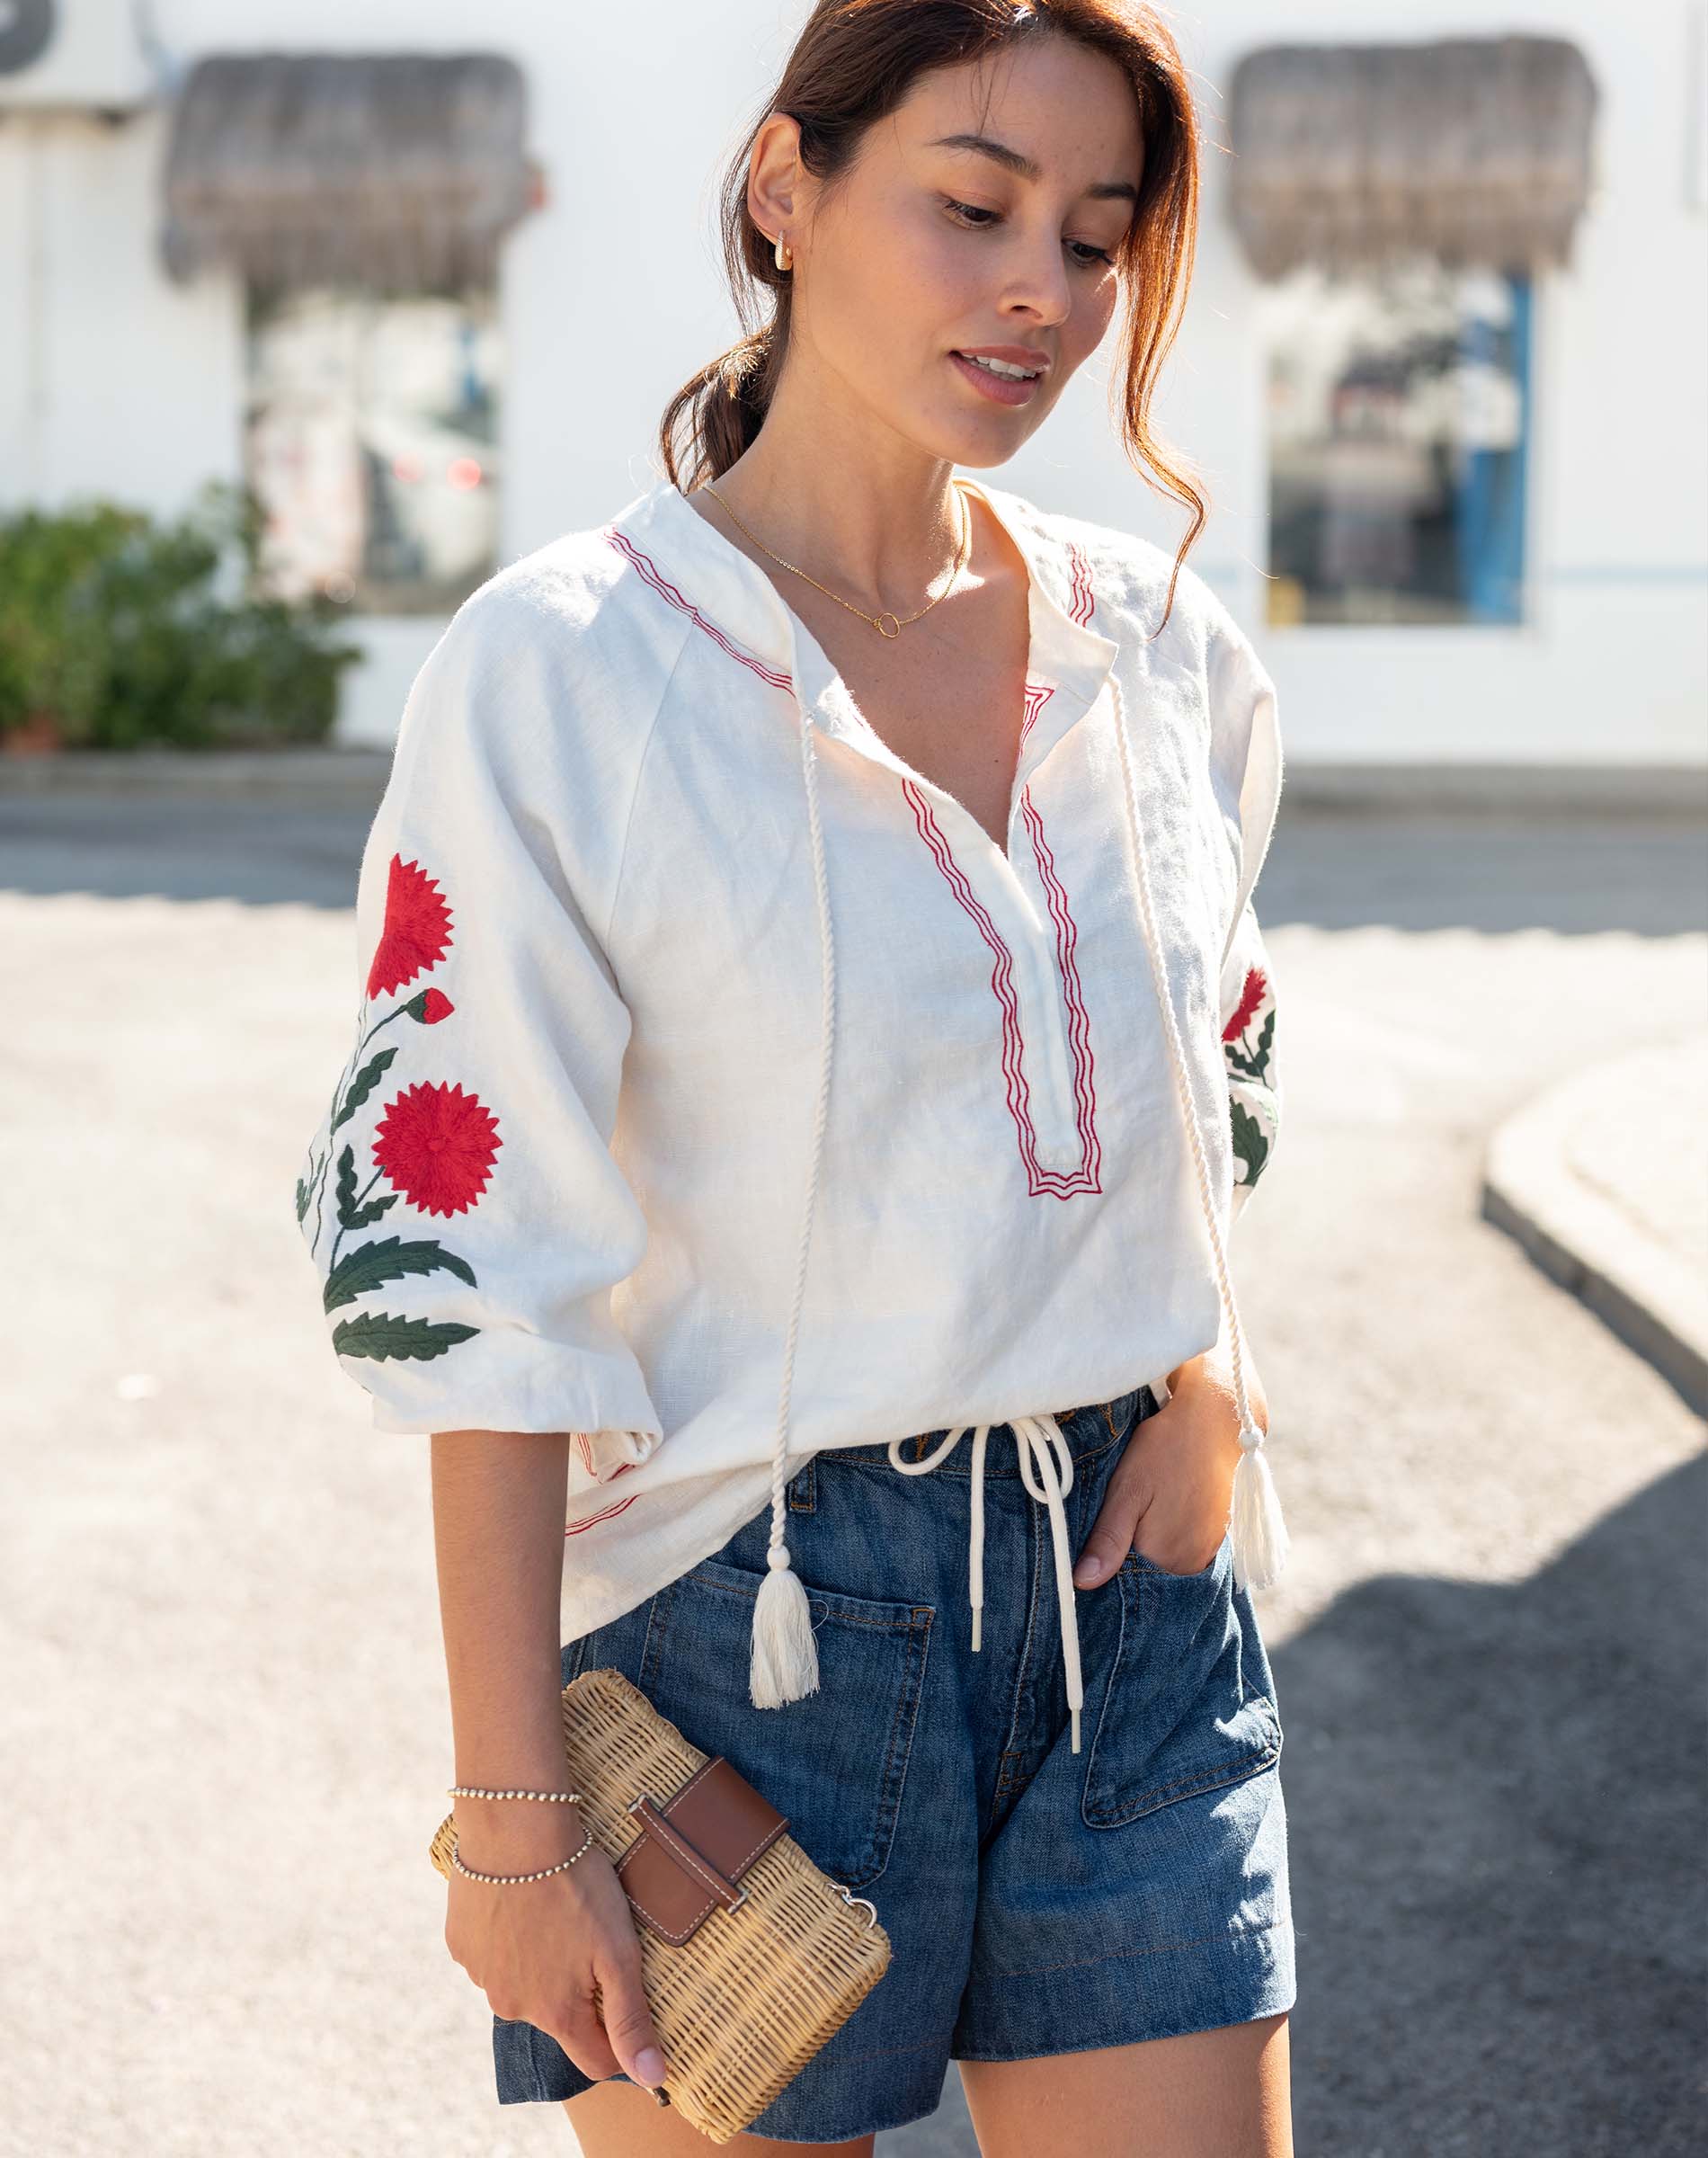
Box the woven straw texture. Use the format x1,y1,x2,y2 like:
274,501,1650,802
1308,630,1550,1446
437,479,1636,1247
429,1665,893,2143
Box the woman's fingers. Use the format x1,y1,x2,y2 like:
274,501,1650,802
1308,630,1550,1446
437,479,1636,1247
547,1979,624,2082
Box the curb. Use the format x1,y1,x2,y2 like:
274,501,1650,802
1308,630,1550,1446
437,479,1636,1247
1,751,1704,813
0,748,393,798
1482,1035,1708,1416
1281,762,1708,818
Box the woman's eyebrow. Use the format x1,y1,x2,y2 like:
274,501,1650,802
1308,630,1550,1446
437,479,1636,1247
926,131,1139,205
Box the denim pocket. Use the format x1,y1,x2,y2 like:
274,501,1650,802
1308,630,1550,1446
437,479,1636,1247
1080,1528,1282,1830
620,1554,934,1892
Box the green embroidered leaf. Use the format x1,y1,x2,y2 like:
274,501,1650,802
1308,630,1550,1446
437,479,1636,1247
347,1192,399,1230
323,1235,479,1314
332,1047,398,1131
1230,1096,1270,1190
294,1175,311,1225
331,1311,481,1362
334,1145,360,1226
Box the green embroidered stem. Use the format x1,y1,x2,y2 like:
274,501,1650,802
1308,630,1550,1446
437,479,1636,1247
307,1001,413,1254
329,1161,387,1273
1224,1008,1275,1083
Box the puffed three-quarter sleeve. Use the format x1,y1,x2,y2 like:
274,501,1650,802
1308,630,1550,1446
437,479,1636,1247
1210,609,1285,1228
291,595,664,1470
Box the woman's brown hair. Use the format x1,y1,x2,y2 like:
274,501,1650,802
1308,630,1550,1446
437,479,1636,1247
657,0,1208,632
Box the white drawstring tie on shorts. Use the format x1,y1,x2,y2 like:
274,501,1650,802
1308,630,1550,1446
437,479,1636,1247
886,1412,1089,1754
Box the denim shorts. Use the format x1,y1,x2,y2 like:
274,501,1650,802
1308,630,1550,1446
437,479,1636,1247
493,1386,1295,2142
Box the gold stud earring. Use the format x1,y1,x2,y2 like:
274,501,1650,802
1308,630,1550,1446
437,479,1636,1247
773,230,793,273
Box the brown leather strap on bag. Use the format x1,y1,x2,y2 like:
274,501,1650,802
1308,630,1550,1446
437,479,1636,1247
617,1753,792,1946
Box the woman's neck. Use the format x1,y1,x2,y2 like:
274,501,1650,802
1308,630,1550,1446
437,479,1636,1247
693,397,968,620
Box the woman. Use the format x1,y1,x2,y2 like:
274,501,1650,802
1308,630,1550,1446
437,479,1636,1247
296,4,1296,2152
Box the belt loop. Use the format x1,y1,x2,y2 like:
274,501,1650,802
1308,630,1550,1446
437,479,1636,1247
787,1457,817,1512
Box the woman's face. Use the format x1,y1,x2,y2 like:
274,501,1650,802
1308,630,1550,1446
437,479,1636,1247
757,37,1145,465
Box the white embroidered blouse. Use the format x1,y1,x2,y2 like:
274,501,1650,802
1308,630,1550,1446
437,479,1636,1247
293,470,1290,1752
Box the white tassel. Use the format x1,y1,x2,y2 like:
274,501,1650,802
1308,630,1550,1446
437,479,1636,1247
1229,1421,1289,1593
750,1540,821,1707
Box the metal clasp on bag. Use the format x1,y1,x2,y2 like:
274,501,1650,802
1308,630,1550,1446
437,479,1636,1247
831,1881,879,1931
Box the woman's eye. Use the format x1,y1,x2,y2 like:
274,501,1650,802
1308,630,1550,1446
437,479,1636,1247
942,199,1114,268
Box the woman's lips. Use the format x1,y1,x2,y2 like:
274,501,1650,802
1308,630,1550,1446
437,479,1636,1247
949,350,1044,406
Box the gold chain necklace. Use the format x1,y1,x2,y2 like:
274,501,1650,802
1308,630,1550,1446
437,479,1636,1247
701,478,972,640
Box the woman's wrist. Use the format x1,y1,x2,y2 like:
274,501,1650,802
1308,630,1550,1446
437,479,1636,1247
451,1791,590,1868
449,1716,582,1859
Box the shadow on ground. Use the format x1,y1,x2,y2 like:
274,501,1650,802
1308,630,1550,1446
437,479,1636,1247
1276,1450,1706,2157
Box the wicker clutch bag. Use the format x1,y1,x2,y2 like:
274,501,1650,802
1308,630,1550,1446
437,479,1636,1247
428,1664,893,2144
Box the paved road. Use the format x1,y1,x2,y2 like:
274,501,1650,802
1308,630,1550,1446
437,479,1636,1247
4,789,1704,2157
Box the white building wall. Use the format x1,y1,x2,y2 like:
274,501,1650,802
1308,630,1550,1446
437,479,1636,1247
0,0,1703,761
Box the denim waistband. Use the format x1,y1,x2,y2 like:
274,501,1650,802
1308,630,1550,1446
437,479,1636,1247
823,1387,1148,1476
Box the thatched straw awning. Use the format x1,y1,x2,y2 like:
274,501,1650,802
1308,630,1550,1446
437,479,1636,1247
161,52,535,290
1227,35,1599,281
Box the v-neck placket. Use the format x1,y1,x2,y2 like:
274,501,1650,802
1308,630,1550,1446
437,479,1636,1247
789,478,1123,1187
644,474,1125,1189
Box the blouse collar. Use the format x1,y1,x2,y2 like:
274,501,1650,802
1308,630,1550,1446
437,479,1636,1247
618,471,1122,722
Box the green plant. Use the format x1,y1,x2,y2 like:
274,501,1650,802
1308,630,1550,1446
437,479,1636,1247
0,482,366,749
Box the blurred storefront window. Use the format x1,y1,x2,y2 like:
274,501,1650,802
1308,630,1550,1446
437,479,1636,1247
1259,260,1532,629
244,286,501,615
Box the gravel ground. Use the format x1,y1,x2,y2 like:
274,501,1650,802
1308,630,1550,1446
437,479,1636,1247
2,794,1704,2158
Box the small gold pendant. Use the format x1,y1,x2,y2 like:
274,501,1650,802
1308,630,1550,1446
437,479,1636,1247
874,611,903,639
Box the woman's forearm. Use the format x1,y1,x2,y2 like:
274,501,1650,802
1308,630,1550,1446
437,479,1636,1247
431,1430,575,1861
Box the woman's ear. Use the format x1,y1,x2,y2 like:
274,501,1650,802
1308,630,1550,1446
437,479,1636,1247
748,110,804,251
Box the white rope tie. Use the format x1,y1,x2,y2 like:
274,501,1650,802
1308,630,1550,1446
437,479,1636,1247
748,659,1290,1718
748,696,836,1709
889,1414,1089,1753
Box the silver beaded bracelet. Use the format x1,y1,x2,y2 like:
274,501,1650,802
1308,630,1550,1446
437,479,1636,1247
448,1785,584,1804
448,1820,597,1886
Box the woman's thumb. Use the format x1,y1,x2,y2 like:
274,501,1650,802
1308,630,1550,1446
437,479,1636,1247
600,1955,669,2088
1074,1495,1141,1586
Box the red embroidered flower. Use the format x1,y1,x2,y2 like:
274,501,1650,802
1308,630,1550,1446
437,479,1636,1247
405,988,455,1024
1223,967,1268,1042
367,855,454,1001
372,1082,501,1217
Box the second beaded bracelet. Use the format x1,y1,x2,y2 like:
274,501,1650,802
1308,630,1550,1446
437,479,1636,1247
449,1785,584,1804
448,1821,597,1886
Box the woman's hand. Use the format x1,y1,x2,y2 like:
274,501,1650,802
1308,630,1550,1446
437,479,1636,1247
445,1804,670,2092
1072,1355,1269,1583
